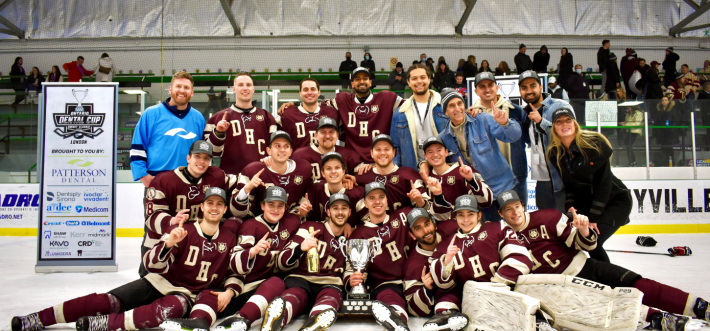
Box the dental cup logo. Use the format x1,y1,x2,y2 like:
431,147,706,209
53,89,105,139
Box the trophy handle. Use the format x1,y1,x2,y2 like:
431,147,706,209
338,237,348,261
370,237,382,263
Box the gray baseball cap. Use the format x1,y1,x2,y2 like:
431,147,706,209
328,192,350,207
321,151,345,167
453,195,479,213
518,70,540,85
203,186,227,204
364,182,387,198
352,67,371,81
190,140,213,157
371,134,394,149
269,130,292,146
264,186,288,203
496,190,522,209
474,71,496,87
422,136,446,153
316,116,339,131
406,207,431,228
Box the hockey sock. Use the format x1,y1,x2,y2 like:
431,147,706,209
633,278,696,316
309,287,342,317
107,294,187,331
281,287,308,327
376,289,408,322
189,290,219,326
434,291,462,315
237,277,286,324
640,305,662,322
38,293,121,325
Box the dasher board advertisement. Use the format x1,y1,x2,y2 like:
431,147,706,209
36,83,118,272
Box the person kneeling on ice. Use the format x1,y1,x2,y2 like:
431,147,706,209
496,189,710,330
258,193,352,331
12,188,240,331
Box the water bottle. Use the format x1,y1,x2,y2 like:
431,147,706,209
669,156,673,167
666,120,669,126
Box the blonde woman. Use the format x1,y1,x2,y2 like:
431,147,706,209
618,106,644,166
462,55,477,78
546,108,631,263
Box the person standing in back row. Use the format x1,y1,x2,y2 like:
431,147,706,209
339,52,358,89
597,40,611,89
532,45,549,73
63,56,94,82
514,44,532,73
94,53,118,82
663,47,680,88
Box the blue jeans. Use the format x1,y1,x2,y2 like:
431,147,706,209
535,180,565,213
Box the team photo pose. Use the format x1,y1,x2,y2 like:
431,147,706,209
275,78,339,149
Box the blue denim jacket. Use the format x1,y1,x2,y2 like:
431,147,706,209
439,112,522,198
391,91,450,169
507,103,529,181
530,93,573,192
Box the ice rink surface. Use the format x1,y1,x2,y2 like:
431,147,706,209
1,233,708,331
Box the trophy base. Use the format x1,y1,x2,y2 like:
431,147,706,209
340,293,375,315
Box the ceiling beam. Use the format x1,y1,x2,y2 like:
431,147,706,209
682,0,699,10
0,14,24,39
455,0,478,36
219,0,240,36
0,0,17,12
670,1,710,36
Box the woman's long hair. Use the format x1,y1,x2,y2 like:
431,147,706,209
13,57,22,67
467,55,476,66
547,117,612,171
479,60,490,71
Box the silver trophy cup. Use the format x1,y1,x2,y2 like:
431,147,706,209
339,237,383,314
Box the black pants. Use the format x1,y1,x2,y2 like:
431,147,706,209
285,276,344,308
618,131,638,164
574,190,632,263
109,278,166,311
12,88,25,106
576,258,641,288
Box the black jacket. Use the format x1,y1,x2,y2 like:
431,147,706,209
339,59,358,80
662,52,680,74
645,69,664,99
597,47,610,72
698,90,710,100
387,70,407,91
532,49,550,73
558,53,574,89
548,137,629,225
10,64,25,85
605,60,620,92
567,73,590,99
462,61,477,79
26,73,44,90
360,59,376,73
433,71,455,91
514,52,532,72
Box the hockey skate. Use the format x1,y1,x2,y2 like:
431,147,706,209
214,314,250,331
421,310,469,331
371,301,410,331
694,298,709,322
647,312,710,331
299,308,337,331
160,318,210,331
260,296,286,331
75,315,108,331
11,314,44,331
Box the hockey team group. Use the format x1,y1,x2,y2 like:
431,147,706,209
11,64,710,331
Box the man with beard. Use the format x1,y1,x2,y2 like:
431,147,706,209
390,63,449,169
403,208,469,331
291,117,364,181
279,67,404,163
140,141,238,277
275,78,339,150
419,136,492,225
258,193,353,331
518,70,573,213
230,131,313,218
497,189,710,330
204,72,278,176
355,134,430,220
346,182,415,331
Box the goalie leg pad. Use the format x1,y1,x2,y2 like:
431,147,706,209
461,281,540,331
515,274,643,331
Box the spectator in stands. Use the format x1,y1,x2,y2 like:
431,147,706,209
456,58,465,73
10,57,26,111
699,82,710,150
419,53,427,63
425,57,435,73
699,81,710,100
462,55,477,79
495,61,511,76
339,51,357,89
663,47,680,88
646,61,664,101
666,72,687,101
605,53,621,100
567,64,590,126
47,65,62,82
532,45,550,73
360,52,375,72
620,48,639,99
681,64,699,100
514,44,532,72
62,56,94,82
388,62,407,97
700,60,710,75
654,96,680,166
478,60,492,73
94,53,118,82
634,58,650,97
433,60,455,91
453,72,468,101
26,67,44,97
618,105,644,166
547,76,568,101
597,39,611,88
557,47,574,89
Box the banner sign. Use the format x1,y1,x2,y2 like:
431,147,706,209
37,83,118,271
467,73,548,108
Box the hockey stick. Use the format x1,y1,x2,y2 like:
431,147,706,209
606,249,675,257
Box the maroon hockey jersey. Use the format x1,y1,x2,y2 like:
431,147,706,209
231,159,314,218
304,182,365,226
230,214,301,293
427,163,493,221
204,105,278,176
143,219,241,298
278,221,347,286
431,222,533,288
275,105,339,150
344,207,414,290
143,166,238,248
512,209,597,276
324,91,403,162
355,165,429,219
291,145,362,180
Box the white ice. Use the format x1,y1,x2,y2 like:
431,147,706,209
1,234,708,331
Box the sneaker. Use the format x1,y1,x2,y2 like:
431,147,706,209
694,298,709,321
371,301,409,331
299,308,337,331
648,312,710,331
261,297,286,331
75,315,108,331
160,318,210,331
11,314,44,331
214,315,250,331
421,310,468,331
